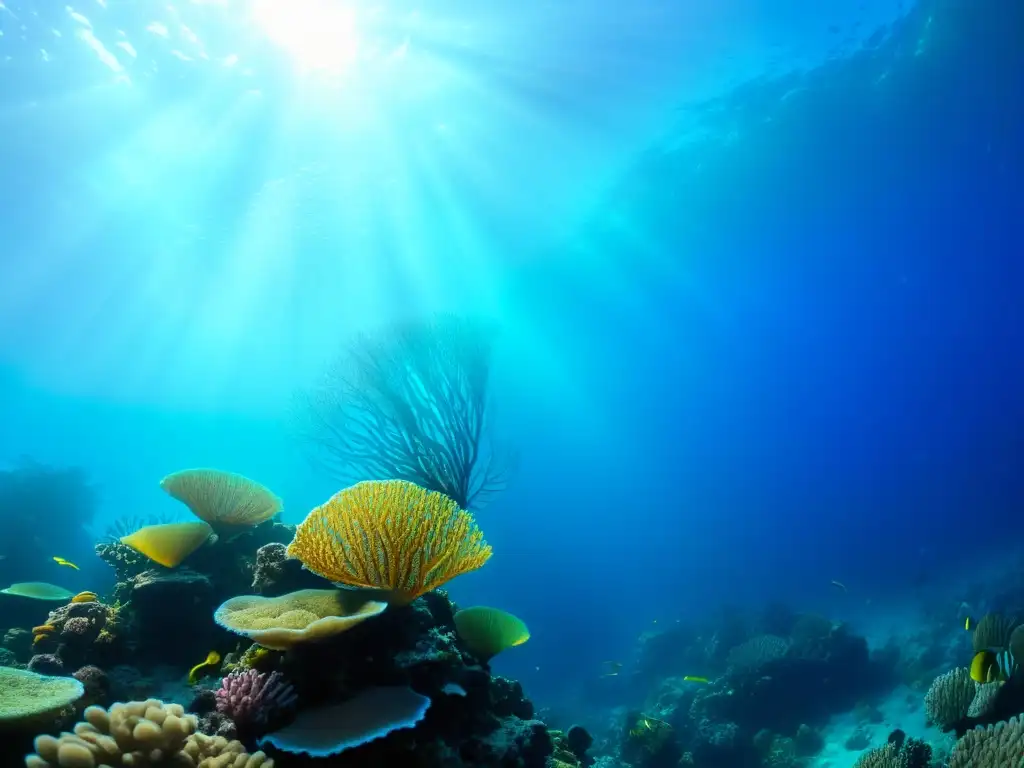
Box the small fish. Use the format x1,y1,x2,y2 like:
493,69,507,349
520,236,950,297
965,616,972,631
601,661,623,677
188,650,222,685
71,591,98,604
52,557,79,571
971,649,1016,684
831,580,847,592
683,675,709,684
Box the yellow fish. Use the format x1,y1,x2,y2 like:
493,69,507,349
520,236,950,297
71,591,98,603
188,650,222,685
683,675,709,684
971,649,1016,684
965,616,972,631
52,557,79,570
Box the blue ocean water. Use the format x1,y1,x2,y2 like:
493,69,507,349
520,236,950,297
0,0,1022,763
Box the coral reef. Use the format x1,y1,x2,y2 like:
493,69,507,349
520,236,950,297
23,699,273,767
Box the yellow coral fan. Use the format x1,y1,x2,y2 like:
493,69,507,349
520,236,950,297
288,480,492,605
161,468,283,538
213,589,386,650
454,606,530,660
120,521,213,568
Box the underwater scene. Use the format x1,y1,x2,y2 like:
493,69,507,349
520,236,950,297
0,0,1022,766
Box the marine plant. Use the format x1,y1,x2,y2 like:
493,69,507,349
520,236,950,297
287,480,492,604
295,314,513,510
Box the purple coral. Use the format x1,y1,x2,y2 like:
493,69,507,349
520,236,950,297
27,653,64,675
62,617,92,637
215,669,296,728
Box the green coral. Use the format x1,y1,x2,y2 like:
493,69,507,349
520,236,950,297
0,668,84,723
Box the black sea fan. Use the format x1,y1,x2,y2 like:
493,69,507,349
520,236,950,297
295,314,514,510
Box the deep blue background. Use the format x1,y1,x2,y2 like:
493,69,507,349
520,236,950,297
0,0,1021,715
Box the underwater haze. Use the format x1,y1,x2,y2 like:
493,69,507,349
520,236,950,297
1,0,1023,765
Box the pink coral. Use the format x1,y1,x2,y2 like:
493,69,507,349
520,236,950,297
215,669,296,728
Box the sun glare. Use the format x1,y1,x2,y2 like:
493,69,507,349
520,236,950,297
249,0,360,76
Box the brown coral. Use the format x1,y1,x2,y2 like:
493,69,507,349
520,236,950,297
949,717,1024,768
23,699,274,767
924,667,976,731
287,480,492,605
973,613,1019,652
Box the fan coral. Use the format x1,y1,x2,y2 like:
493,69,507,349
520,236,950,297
972,613,1019,652
119,521,213,568
288,480,492,604
296,314,513,510
924,667,976,731
215,670,296,730
161,468,282,538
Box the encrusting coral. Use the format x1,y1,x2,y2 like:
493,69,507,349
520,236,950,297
23,699,273,768
213,589,387,650
287,480,492,605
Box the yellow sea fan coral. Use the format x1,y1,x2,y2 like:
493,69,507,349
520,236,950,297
287,480,492,605
213,589,387,650
120,521,213,568
161,468,282,537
